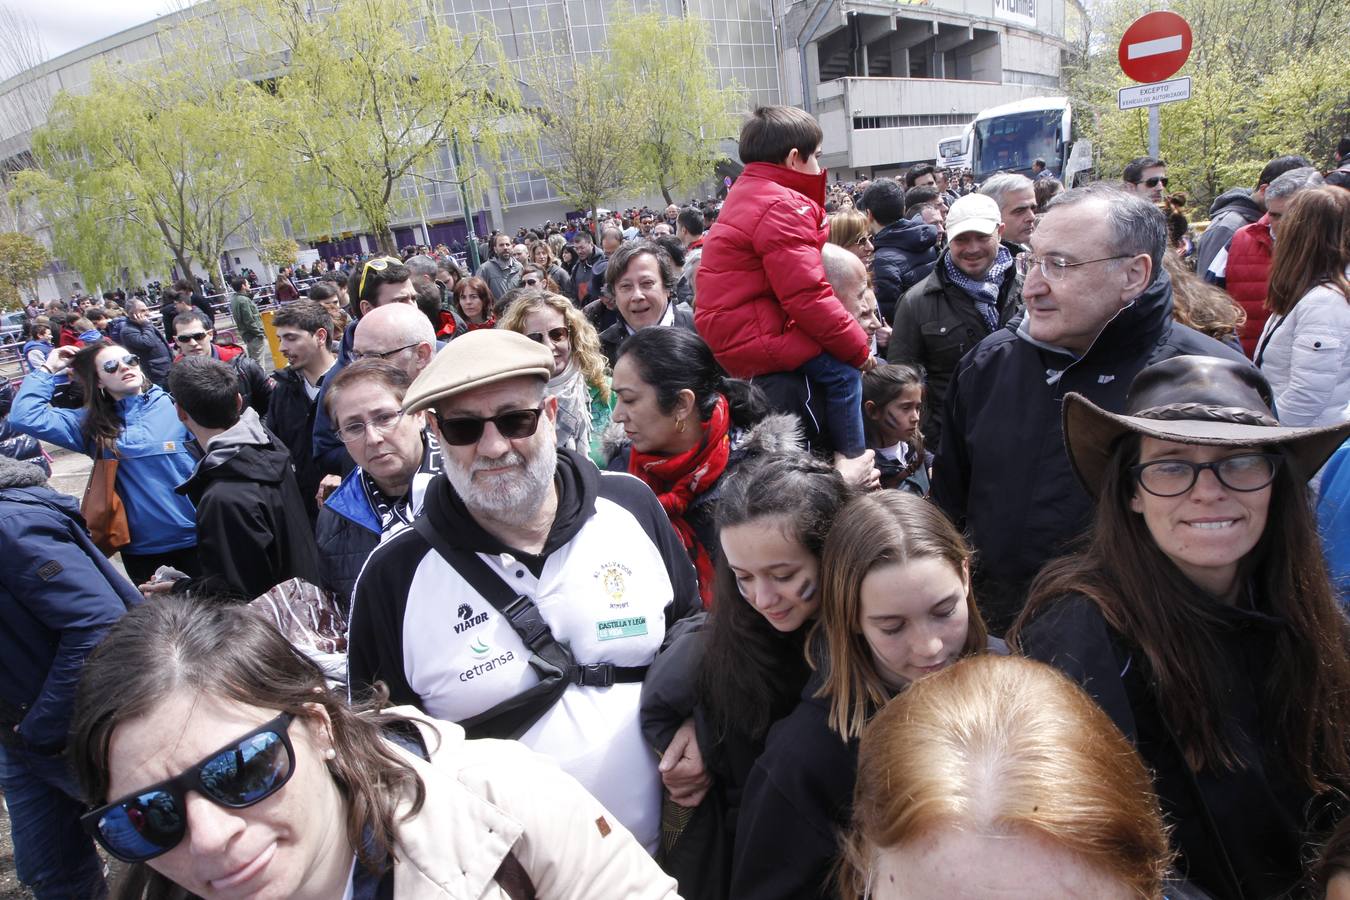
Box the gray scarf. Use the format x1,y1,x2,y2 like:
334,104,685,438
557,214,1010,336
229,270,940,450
546,362,593,456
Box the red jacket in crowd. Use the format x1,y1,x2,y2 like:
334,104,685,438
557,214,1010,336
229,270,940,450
695,162,869,379
1224,215,1274,358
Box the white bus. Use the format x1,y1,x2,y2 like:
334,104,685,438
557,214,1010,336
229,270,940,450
969,96,1091,185
936,131,971,171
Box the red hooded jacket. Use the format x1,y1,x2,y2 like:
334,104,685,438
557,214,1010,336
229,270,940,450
694,162,870,378
1224,215,1273,358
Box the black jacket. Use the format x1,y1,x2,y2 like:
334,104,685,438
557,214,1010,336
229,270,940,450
174,410,323,601
117,319,175,387
730,666,857,900
266,366,331,523
1020,594,1322,900
886,254,1023,449
1193,189,1262,276
598,303,696,367
930,270,1250,632
871,216,940,323
161,293,217,342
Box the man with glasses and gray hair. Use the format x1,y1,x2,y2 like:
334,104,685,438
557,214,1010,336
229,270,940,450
932,183,1247,634
347,328,701,856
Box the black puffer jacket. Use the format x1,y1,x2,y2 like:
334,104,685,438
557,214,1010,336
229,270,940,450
871,216,940,323
116,320,174,387
886,253,1022,449
266,366,329,523
931,269,1250,632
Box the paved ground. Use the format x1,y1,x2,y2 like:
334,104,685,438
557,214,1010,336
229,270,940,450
0,444,113,898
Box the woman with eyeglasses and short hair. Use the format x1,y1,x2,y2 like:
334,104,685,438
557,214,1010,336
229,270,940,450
498,292,614,466
71,596,680,900
829,209,874,270
316,360,443,610
9,339,199,586
1009,355,1350,900
452,276,496,331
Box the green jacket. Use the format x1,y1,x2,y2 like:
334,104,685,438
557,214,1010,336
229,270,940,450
230,292,264,341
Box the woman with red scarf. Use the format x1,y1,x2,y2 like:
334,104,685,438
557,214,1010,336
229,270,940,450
605,328,803,606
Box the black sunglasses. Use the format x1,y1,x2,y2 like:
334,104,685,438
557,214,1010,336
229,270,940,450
526,326,570,345
175,331,210,344
1142,176,1169,188
434,406,544,446
101,354,141,374
81,713,296,863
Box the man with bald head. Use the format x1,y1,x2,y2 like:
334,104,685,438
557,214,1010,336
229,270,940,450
352,302,437,381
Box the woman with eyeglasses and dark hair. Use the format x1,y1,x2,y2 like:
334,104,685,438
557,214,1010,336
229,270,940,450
71,596,680,900
9,339,199,585
1009,355,1350,899
605,328,798,607
498,292,614,465
452,276,496,331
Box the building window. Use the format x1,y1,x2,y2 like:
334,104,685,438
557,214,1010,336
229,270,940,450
850,113,975,129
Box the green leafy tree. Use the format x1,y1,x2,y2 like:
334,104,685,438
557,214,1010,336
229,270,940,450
234,0,524,254
260,236,300,269
606,6,740,205
0,231,49,309
523,53,643,237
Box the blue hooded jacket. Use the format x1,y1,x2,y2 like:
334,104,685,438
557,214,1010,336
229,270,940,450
0,455,141,750
871,216,940,323
10,370,197,554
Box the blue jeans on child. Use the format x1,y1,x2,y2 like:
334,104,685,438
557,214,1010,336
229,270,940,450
0,742,108,900
799,352,865,456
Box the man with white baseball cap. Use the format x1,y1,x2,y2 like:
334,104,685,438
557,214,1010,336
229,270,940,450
887,191,1023,447
346,328,701,853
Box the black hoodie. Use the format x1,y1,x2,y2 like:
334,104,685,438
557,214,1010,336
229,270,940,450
175,408,323,600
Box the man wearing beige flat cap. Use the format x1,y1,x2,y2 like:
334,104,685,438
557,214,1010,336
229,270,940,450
347,328,702,853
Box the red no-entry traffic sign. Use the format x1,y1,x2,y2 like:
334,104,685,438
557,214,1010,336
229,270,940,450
1118,11,1193,83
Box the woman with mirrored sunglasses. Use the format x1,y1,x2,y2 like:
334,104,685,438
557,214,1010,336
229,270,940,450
71,596,681,900
1009,356,1350,900
9,338,199,585
498,291,614,466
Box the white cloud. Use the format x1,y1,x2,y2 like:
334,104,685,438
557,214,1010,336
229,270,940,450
23,2,180,61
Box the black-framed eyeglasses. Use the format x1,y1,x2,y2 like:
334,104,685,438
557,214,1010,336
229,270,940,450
434,406,544,446
1015,252,1133,283
351,342,419,362
1130,452,1282,497
174,331,210,344
357,256,402,299
336,409,405,443
101,354,141,374
526,326,569,345
81,713,296,863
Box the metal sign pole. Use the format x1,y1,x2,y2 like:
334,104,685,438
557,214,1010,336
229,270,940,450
1148,104,1160,158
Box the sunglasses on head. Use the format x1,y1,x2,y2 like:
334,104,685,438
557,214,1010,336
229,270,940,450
357,256,402,299
82,713,295,863
175,331,209,344
101,354,141,374
526,326,569,345
434,406,544,446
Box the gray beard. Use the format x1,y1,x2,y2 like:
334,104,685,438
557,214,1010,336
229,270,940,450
445,434,557,528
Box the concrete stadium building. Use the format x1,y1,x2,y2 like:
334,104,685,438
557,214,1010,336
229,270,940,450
0,0,1072,295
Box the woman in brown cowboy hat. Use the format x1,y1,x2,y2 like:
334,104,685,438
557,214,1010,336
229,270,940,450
1008,354,1350,900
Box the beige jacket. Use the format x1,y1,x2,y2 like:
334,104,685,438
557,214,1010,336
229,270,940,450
380,708,681,900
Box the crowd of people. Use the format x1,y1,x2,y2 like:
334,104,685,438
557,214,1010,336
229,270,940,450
1,109,1349,900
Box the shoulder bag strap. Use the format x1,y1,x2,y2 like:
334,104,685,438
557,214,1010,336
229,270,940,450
1253,313,1286,368
411,516,647,690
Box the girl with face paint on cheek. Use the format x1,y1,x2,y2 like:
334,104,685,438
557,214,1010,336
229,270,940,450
863,364,931,495
637,455,855,899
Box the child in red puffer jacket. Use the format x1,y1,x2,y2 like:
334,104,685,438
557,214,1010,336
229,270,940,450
695,106,874,457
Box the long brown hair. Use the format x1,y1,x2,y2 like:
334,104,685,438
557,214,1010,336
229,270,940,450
817,492,988,739
840,655,1171,899
1266,186,1350,317
1010,434,1350,785
71,597,427,899
1164,252,1245,344
70,339,141,452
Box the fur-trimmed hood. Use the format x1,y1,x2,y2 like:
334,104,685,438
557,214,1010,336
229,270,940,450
600,411,803,466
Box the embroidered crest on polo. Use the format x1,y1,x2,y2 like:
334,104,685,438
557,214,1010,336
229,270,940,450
594,561,633,607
